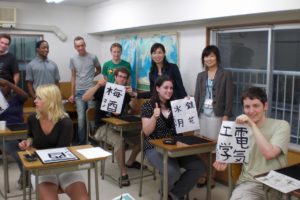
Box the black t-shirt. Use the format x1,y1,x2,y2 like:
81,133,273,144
27,114,73,149
0,52,19,83
93,86,131,127
141,101,176,151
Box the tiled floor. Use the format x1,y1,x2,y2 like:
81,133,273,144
0,154,229,200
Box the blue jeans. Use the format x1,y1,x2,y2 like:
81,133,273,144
145,148,206,199
2,140,22,173
75,90,95,145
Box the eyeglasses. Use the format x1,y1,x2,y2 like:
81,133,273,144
117,75,128,79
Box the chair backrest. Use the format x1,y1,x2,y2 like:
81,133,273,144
86,107,96,139
130,98,149,115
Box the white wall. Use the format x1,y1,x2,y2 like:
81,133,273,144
1,0,300,95
86,0,300,33
0,2,89,81
87,0,300,95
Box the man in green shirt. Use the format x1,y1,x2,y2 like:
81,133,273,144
214,87,290,200
102,43,131,84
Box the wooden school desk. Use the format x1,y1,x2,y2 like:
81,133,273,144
101,116,141,187
255,163,300,200
18,145,109,200
150,136,216,200
0,125,27,200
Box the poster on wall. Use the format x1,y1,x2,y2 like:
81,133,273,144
119,36,137,89
118,33,178,91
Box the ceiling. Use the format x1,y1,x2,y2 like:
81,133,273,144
0,0,108,7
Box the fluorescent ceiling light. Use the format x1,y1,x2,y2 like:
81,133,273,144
45,0,65,3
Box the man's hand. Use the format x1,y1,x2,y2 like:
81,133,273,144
96,79,106,88
213,161,228,171
236,114,255,127
68,95,75,103
0,78,8,87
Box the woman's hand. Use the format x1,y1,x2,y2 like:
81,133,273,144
19,139,31,150
153,103,160,119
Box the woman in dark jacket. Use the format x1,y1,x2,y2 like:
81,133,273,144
138,43,187,99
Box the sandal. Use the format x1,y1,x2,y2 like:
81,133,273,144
197,176,207,188
197,176,215,188
119,174,130,186
125,161,147,169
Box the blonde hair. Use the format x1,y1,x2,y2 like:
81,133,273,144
35,84,68,124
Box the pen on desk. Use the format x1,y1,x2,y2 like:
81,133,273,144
26,150,32,156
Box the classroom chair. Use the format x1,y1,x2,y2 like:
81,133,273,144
139,130,157,197
86,107,114,160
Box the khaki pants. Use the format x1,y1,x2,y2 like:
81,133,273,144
231,181,284,200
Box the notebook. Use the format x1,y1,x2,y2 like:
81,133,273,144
7,123,28,131
35,147,78,164
175,135,210,145
276,164,300,180
117,115,140,123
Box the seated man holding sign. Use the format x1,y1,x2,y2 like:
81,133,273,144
82,67,141,186
213,87,290,200
141,75,205,200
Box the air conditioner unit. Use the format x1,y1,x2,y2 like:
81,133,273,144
0,7,16,28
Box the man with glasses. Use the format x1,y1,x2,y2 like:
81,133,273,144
82,67,141,187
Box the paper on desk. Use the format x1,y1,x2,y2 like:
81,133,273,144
77,147,111,159
256,170,300,193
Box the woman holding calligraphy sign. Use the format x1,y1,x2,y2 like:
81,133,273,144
194,45,234,187
141,75,205,200
19,84,89,200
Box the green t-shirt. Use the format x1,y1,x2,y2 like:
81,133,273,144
102,60,131,83
237,118,290,184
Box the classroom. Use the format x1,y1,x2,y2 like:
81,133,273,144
1,0,300,199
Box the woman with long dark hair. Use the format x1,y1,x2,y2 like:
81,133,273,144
141,75,205,200
138,43,187,99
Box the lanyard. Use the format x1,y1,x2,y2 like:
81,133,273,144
206,79,213,99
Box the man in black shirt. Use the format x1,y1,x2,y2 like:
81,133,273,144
0,34,20,84
82,67,141,186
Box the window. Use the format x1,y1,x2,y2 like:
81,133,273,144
8,34,43,90
211,24,300,145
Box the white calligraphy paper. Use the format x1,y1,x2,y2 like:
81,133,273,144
100,82,125,114
216,121,252,163
77,147,111,159
0,91,9,115
256,170,300,193
171,97,200,133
